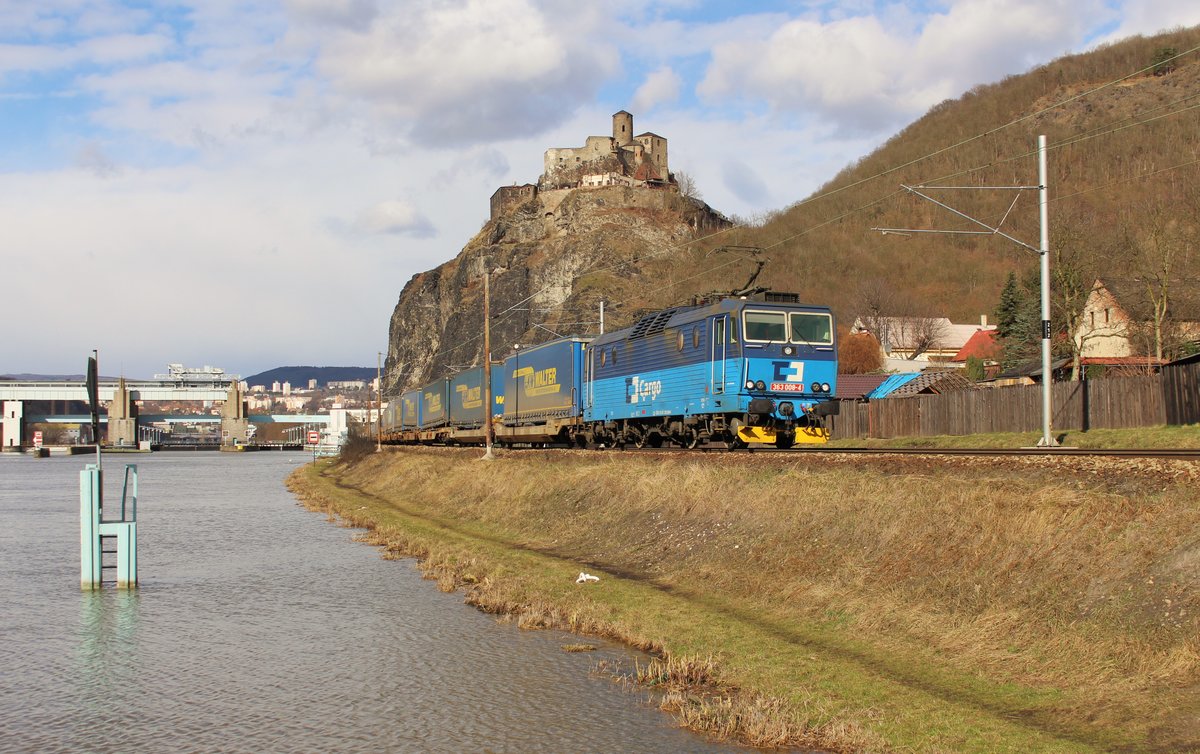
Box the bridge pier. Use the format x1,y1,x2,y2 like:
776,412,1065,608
106,378,139,448
3,401,22,448
219,382,249,446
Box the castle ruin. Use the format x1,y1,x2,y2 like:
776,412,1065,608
490,111,673,221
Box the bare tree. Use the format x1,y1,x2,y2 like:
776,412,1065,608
852,279,946,360
892,316,948,360
1120,190,1198,361
1051,206,1106,380
674,170,703,202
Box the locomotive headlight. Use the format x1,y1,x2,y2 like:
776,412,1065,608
755,380,766,391
783,345,795,356
745,380,755,390
821,382,831,393
811,381,820,393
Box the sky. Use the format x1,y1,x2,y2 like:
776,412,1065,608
3,0,1198,379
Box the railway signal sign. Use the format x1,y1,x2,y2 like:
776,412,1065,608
33,431,43,448
306,430,320,445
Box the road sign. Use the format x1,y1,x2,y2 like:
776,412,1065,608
33,431,43,448
307,430,320,445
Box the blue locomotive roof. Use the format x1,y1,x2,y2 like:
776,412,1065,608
592,295,831,348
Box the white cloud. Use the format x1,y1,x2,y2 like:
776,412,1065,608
631,66,682,112
1097,0,1200,43
74,141,121,177
285,0,378,31
698,0,1108,133
304,0,619,146
354,200,436,238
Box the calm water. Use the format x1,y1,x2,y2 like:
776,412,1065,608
0,452,737,753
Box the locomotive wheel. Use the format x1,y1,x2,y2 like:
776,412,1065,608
727,419,747,451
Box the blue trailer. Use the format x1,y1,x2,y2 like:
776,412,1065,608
399,389,422,431
447,366,505,443
496,337,591,445
418,378,450,432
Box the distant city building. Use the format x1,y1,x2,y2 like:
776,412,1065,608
271,381,282,393
239,380,249,392
155,363,236,383
250,385,265,394
282,382,292,396
327,380,367,390
308,379,318,390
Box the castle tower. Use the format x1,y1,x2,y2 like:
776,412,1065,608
612,110,633,146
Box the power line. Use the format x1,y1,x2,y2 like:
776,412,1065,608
390,42,1200,387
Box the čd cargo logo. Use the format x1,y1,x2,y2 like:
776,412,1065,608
626,375,663,404
513,366,560,396
456,384,482,409
770,361,805,392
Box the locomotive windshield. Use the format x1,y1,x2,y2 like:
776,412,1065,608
743,311,787,342
789,312,833,345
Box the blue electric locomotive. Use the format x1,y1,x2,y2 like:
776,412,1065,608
584,292,837,448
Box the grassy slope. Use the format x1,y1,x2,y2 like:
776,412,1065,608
290,445,1200,753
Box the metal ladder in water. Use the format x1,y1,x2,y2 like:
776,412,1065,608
81,464,139,590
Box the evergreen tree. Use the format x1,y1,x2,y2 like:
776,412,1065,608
994,271,1023,338
994,269,1042,368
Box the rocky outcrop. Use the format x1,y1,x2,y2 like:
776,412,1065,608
384,186,730,392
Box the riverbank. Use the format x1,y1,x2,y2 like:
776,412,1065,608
288,446,1200,752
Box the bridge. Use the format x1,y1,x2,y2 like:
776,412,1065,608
0,377,337,450
0,380,233,402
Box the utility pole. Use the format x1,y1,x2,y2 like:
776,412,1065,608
872,135,1058,448
482,271,495,460
376,351,383,452
1036,134,1054,447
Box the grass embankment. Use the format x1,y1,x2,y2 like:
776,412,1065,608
289,445,1200,753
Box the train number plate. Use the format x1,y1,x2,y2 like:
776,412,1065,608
770,383,805,392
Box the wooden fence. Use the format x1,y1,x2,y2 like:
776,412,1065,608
830,362,1200,439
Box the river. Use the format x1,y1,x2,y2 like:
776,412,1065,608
0,451,738,753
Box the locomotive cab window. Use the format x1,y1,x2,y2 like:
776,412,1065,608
789,312,833,345
743,311,787,342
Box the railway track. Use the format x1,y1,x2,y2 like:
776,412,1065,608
777,446,1200,459
385,440,1200,460
616,444,1200,460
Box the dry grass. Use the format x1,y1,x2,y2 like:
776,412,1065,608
289,446,1200,752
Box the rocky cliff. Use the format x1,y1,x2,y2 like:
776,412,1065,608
383,186,730,393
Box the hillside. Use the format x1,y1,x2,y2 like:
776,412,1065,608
722,26,1200,328
244,366,375,387
384,27,1200,392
